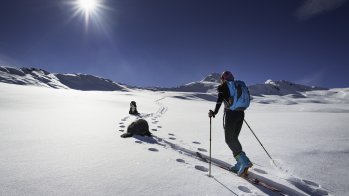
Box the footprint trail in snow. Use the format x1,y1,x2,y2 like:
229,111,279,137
116,95,331,196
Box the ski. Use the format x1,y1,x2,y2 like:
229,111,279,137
195,152,285,195
152,136,285,195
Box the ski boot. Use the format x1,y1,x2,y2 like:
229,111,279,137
230,161,240,174
235,151,253,177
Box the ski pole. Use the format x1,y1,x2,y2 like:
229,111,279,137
243,119,277,167
209,116,212,177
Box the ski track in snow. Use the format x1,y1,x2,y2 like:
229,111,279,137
151,135,331,196
116,95,332,196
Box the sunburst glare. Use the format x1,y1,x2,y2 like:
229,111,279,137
70,0,106,28
78,0,97,12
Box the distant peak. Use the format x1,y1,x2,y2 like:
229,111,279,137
202,73,220,83
265,79,297,86
265,79,276,86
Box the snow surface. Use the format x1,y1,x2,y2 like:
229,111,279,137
1,82,348,195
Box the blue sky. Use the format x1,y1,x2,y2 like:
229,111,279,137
0,0,348,88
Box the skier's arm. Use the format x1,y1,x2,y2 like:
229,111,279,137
213,92,223,115
209,84,225,118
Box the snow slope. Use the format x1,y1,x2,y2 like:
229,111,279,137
0,66,69,89
1,82,348,195
0,66,127,91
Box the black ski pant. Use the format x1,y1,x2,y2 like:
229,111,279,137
224,110,244,157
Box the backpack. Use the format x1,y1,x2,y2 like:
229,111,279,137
226,80,250,111
121,119,151,138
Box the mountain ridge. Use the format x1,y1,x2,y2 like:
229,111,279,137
0,66,331,96
0,66,127,91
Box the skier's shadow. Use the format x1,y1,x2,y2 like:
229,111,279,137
132,135,306,196
212,177,239,196
159,136,308,196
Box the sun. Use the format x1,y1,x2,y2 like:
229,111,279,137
70,0,105,26
78,0,97,13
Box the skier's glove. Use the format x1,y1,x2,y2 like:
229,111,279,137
208,110,215,118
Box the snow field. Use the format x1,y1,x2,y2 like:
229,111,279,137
1,83,348,195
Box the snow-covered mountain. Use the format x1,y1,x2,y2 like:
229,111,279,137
0,66,127,91
0,66,344,104
160,73,328,96
249,79,327,97
158,73,220,94
155,73,349,105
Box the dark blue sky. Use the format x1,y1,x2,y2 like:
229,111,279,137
0,0,348,88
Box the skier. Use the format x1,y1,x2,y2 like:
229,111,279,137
208,71,253,176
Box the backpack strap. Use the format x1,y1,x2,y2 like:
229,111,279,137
236,83,242,99
227,81,237,108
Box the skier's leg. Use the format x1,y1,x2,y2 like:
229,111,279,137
224,110,243,172
224,110,243,156
235,112,253,176
225,111,252,175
